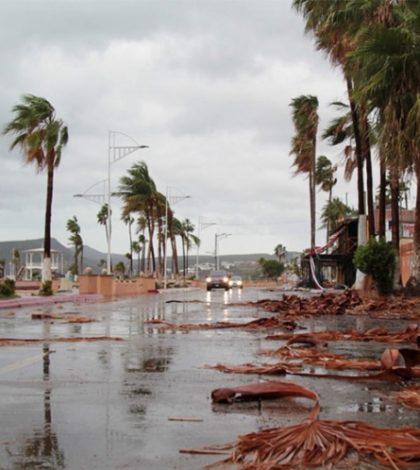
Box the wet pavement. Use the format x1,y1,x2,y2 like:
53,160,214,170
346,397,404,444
0,287,419,470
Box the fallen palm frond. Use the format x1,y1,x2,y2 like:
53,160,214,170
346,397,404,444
388,385,420,410
211,380,319,409
0,336,124,347
31,312,96,323
236,289,362,318
348,297,420,320
260,345,381,370
266,325,419,345
204,362,302,375
144,317,299,331
202,380,420,469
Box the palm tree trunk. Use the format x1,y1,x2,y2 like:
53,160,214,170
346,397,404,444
390,166,401,289
42,165,54,283
182,237,186,278
361,111,375,238
309,146,316,249
128,218,133,277
378,155,387,239
171,235,178,275
346,76,365,216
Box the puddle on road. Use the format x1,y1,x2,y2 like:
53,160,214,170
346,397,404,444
1,288,419,470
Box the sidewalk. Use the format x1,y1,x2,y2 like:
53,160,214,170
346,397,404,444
0,293,104,310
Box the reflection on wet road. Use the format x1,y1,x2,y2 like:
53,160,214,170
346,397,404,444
0,287,418,469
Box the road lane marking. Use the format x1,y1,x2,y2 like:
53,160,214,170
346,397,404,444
0,353,45,375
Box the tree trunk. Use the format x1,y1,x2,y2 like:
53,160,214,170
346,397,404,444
390,166,401,290
171,234,179,275
128,218,133,277
309,146,316,250
361,111,375,238
346,76,365,215
378,155,386,239
182,237,186,278
42,165,54,283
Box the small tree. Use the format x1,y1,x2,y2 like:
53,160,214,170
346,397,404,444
258,258,285,279
353,239,395,295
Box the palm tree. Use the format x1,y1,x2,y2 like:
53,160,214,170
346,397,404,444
3,94,68,284
122,214,134,276
66,216,83,275
290,95,319,249
292,0,378,245
274,244,287,264
351,1,419,288
97,204,111,269
131,241,141,276
320,198,357,236
118,162,158,274
315,156,337,240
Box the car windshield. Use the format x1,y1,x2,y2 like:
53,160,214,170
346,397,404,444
232,276,241,281
210,271,227,277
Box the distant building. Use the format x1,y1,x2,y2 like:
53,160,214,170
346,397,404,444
22,248,64,280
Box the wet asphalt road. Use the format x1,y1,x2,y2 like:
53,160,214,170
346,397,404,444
0,287,419,470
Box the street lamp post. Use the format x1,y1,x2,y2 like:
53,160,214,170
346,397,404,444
163,188,191,289
214,233,231,270
195,217,216,279
106,131,148,274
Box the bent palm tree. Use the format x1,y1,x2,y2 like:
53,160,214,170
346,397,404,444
3,94,68,285
290,95,319,249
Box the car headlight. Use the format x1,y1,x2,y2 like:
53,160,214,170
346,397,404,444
223,277,229,283
229,281,233,286
206,277,211,283
238,281,242,285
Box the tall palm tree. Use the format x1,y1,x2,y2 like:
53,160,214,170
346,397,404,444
290,95,319,249
292,0,380,244
3,94,68,284
97,203,111,269
274,244,287,264
118,161,158,274
351,1,419,288
122,214,134,276
66,216,83,275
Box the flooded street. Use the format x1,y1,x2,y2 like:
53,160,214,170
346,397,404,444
0,287,419,470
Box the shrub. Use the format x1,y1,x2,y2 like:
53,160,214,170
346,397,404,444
0,278,16,297
39,280,53,296
353,238,395,295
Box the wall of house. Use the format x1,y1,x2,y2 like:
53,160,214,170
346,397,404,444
79,275,156,297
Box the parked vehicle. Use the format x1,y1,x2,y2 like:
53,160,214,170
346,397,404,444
206,270,229,291
229,275,243,289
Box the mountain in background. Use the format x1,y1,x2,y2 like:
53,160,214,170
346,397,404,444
0,238,301,275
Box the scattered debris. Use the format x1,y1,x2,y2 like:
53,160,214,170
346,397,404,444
266,324,419,344
168,417,204,422
388,385,420,410
31,312,96,323
202,380,420,469
144,317,299,331
0,336,124,347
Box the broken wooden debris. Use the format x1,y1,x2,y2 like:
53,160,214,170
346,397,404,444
31,312,96,323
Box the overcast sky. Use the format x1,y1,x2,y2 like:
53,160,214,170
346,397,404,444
0,0,383,259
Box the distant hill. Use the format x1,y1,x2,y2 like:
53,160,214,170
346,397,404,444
0,238,127,273
0,238,301,275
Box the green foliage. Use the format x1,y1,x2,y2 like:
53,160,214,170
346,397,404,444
0,279,16,298
39,280,53,296
259,258,285,279
353,239,395,295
